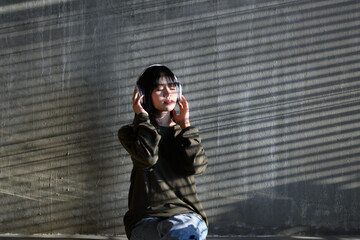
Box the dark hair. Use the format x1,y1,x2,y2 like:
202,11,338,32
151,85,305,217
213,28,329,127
136,65,177,127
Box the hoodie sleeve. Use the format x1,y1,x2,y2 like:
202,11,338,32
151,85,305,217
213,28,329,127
175,126,208,175
118,113,161,169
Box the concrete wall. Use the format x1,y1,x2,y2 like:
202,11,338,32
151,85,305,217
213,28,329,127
1,0,359,236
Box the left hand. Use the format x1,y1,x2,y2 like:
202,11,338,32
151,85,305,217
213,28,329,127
173,95,190,129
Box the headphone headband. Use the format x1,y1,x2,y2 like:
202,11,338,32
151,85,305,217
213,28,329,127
137,64,179,83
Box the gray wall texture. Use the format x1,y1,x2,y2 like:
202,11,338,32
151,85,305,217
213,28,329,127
1,0,359,237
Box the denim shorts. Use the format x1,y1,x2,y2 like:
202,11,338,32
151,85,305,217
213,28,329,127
130,212,208,240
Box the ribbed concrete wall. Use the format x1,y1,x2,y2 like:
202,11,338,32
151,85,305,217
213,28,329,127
1,0,359,236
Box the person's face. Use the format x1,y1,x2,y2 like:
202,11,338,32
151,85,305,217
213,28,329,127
151,77,178,113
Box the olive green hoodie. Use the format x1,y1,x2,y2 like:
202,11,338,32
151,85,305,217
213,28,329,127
118,113,208,238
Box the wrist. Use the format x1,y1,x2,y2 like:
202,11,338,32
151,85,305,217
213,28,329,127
180,121,191,129
133,112,150,125
138,110,148,115
134,108,148,116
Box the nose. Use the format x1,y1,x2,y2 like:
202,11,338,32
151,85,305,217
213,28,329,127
163,86,171,97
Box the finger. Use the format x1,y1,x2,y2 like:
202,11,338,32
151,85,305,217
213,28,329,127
180,96,188,111
136,94,144,105
181,95,188,106
177,99,183,109
133,89,138,103
178,95,185,107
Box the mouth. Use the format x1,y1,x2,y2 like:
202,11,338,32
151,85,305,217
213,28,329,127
164,100,175,105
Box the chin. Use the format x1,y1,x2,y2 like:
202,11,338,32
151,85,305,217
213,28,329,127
164,104,176,111
165,107,175,112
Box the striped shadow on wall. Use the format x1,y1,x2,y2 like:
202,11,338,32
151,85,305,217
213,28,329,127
0,0,359,236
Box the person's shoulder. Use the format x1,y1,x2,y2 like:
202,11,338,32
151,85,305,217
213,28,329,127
118,123,134,136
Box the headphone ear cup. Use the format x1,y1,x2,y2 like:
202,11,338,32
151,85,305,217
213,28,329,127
139,87,144,97
135,84,145,107
135,84,144,96
174,75,182,102
177,84,182,102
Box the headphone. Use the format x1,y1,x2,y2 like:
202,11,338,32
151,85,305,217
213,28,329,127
136,64,182,102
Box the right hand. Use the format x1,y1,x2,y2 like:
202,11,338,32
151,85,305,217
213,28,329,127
132,89,148,115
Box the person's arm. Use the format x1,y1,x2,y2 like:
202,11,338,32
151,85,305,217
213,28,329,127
173,95,207,174
176,126,208,175
118,113,161,169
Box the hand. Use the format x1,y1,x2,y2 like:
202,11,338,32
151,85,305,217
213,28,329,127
132,89,148,115
173,95,190,129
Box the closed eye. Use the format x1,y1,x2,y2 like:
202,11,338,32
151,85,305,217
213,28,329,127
168,83,177,90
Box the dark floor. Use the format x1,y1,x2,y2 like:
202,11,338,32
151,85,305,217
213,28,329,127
0,235,359,240
207,236,360,240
